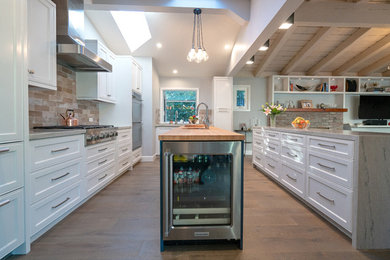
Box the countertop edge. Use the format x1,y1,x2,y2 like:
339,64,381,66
117,126,132,130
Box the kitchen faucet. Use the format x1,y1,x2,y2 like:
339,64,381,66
196,102,210,129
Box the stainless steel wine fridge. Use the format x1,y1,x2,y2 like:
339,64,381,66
160,141,243,250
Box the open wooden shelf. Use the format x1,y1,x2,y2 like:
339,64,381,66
285,108,348,112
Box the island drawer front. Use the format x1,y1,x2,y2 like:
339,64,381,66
87,152,115,176
31,181,82,236
118,156,131,175
252,128,264,136
308,151,353,189
253,149,264,169
133,148,142,162
86,164,115,196
31,159,82,204
0,142,23,196
281,133,306,146
308,136,354,159
264,139,280,156
264,130,280,140
307,174,352,232
253,135,264,148
281,145,306,167
86,141,115,161
264,155,280,180
118,143,132,158
281,163,304,198
117,129,131,143
30,135,83,172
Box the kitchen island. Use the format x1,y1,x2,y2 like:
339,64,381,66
159,126,245,251
252,126,390,250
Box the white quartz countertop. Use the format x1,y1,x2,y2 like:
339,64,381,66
155,124,183,127
29,129,86,140
117,126,132,130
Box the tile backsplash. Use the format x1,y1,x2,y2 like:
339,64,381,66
274,111,344,130
29,65,99,128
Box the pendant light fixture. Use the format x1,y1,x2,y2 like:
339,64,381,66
187,8,209,63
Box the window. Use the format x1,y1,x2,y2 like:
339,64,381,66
161,89,198,123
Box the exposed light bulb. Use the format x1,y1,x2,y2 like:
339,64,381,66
173,69,178,74
156,42,162,49
187,48,196,62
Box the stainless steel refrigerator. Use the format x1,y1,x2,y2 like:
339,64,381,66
132,91,142,151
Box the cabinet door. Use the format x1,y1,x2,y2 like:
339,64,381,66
131,61,142,93
213,77,233,131
0,0,25,143
28,0,57,90
0,143,24,196
0,189,25,259
106,52,116,101
97,44,108,100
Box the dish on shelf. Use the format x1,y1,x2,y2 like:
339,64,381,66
294,84,315,91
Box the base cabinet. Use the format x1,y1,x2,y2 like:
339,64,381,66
0,189,24,259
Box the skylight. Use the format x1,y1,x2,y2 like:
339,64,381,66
111,11,152,53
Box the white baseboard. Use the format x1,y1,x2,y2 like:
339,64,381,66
141,154,157,162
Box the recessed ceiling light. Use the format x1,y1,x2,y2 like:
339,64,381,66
224,44,231,50
173,69,178,74
279,13,294,30
246,56,255,65
259,40,269,51
156,43,162,49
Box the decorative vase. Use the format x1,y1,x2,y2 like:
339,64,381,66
269,114,276,127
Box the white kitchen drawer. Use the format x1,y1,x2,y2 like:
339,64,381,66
252,128,264,136
264,139,280,156
118,142,132,158
117,156,131,175
31,181,82,236
0,142,23,196
252,135,264,148
86,141,115,160
264,130,280,140
132,147,142,165
308,150,353,189
117,129,131,143
30,159,82,204
281,145,306,170
252,149,264,169
281,133,306,146
30,135,84,172
86,164,115,196
307,173,352,232
281,162,305,198
0,188,24,259
264,155,280,180
86,152,115,176
309,136,354,159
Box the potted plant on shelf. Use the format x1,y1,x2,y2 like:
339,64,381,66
262,103,286,127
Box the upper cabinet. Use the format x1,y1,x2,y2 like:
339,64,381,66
76,40,116,103
28,0,57,90
131,60,142,94
0,0,26,143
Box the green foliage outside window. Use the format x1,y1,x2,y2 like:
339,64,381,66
163,90,197,122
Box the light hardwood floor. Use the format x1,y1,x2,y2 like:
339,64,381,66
9,158,390,260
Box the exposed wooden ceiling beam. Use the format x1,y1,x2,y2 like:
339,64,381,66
359,53,390,76
280,27,333,75
307,28,371,75
333,33,390,76
382,70,390,77
254,25,297,77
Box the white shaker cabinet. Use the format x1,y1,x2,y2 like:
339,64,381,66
131,59,142,94
76,40,116,103
213,77,233,131
27,0,57,90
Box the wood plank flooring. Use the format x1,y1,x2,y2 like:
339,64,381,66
9,158,390,260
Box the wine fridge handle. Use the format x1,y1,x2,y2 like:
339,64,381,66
164,152,170,237
169,154,173,230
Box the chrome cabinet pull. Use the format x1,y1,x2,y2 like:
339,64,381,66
164,152,170,237
267,163,275,168
268,146,276,150
256,142,262,145
52,197,70,209
255,156,261,160
318,143,336,149
269,134,276,137
287,152,297,158
122,161,129,166
98,148,108,152
286,174,297,181
288,137,298,142
317,192,335,204
51,147,69,153
122,135,128,138
107,94,111,97
317,163,336,171
51,172,70,181
98,159,107,165
0,200,11,208
98,174,108,181
122,148,128,152
0,148,10,153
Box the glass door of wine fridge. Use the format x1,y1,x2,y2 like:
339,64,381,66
162,141,242,242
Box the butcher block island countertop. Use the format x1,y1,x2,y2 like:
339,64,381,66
158,126,245,141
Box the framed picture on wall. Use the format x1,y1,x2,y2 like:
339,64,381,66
233,85,251,111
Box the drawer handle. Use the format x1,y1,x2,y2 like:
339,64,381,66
0,148,10,153
317,163,336,171
268,134,276,137
0,199,11,208
318,143,336,150
286,174,297,181
122,161,129,166
51,172,70,181
267,163,275,169
316,192,335,204
98,174,108,181
52,197,70,209
255,156,261,160
256,142,262,145
122,148,128,152
287,152,297,158
51,147,69,153
268,146,276,150
288,138,298,142
98,148,108,152
98,159,107,165
122,135,128,138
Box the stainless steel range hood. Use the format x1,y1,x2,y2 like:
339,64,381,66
53,0,112,72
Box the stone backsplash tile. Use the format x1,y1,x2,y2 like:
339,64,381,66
29,65,99,128
274,111,344,130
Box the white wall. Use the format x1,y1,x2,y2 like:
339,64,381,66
84,16,108,46
233,77,268,130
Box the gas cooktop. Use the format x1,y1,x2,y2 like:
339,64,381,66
33,125,114,130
